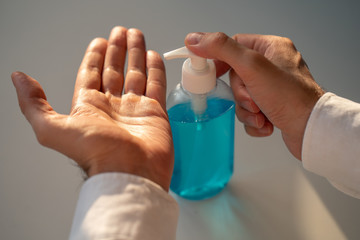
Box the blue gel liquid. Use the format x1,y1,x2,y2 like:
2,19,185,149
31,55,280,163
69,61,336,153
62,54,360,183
168,99,235,200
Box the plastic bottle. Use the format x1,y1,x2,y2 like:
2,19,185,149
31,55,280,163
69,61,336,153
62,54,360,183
164,47,235,200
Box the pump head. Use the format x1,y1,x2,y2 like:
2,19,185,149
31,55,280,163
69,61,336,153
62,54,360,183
163,46,216,94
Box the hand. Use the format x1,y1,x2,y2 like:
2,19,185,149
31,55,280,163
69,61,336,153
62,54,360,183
12,26,174,191
185,32,324,160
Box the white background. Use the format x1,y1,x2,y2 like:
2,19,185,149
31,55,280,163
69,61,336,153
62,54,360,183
1,0,360,239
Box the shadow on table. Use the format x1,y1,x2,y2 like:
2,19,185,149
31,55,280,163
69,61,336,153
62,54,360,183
305,171,360,240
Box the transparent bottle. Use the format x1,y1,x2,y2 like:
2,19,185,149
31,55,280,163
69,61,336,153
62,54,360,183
164,47,235,200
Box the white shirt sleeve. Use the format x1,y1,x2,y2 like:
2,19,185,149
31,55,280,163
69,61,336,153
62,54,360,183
69,172,179,240
302,92,360,198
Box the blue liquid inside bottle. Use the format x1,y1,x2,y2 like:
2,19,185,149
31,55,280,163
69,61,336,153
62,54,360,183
168,98,235,200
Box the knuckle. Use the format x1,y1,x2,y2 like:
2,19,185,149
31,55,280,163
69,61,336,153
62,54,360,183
270,35,296,50
127,68,147,80
280,36,297,50
294,51,304,67
211,32,229,46
148,78,166,90
104,66,116,73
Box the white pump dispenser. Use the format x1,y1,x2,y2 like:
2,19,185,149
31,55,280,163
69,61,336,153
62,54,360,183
164,47,216,94
164,47,216,114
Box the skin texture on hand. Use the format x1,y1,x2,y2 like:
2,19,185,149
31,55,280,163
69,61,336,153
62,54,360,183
12,26,174,191
185,32,324,160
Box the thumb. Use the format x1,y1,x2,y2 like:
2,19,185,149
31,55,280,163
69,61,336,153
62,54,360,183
11,71,59,145
184,32,283,91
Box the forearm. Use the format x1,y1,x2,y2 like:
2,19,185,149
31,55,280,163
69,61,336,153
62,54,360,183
69,173,179,240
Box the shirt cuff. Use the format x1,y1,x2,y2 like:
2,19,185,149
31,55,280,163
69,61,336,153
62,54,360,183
302,92,360,199
69,172,179,240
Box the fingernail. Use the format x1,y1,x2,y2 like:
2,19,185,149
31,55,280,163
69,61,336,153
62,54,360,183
246,115,258,128
11,71,23,82
186,32,204,45
259,123,272,135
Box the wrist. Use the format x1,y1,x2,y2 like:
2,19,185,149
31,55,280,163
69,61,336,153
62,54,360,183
284,85,325,160
85,155,172,192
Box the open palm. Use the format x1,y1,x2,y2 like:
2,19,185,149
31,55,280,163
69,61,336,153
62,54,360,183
12,27,174,190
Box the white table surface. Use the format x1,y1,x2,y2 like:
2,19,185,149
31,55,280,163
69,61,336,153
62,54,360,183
1,0,360,239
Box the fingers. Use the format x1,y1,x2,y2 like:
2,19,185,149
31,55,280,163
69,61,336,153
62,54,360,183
234,101,273,137
102,26,127,96
73,38,108,105
74,27,164,106
229,69,260,113
234,104,273,137
12,72,51,121
146,50,167,110
229,68,273,137
124,28,147,95
11,72,62,144
244,122,274,137
235,104,265,128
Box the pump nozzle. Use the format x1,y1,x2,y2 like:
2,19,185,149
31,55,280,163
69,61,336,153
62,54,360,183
164,47,207,71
